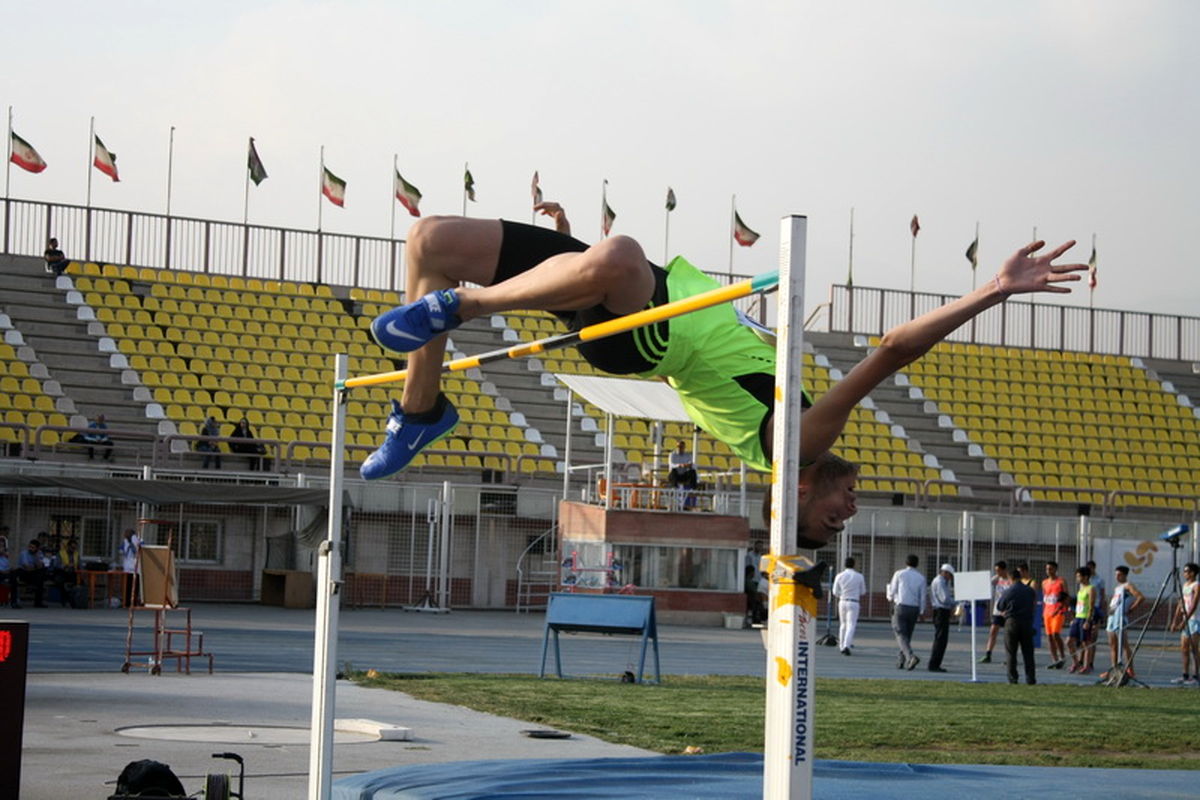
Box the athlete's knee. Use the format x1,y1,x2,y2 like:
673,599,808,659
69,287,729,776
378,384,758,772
406,216,462,267
582,235,649,286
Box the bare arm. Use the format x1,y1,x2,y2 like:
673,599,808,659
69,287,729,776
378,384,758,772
792,240,1087,463
534,202,571,236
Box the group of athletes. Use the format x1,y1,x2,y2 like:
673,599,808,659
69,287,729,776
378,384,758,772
981,559,1200,683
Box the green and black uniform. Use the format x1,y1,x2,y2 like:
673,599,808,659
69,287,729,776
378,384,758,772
494,221,807,471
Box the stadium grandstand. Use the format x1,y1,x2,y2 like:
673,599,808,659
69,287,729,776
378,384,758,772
1,196,1197,619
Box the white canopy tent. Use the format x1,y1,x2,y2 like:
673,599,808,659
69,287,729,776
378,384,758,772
553,373,748,511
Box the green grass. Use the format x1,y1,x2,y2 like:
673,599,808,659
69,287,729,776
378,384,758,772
354,672,1200,769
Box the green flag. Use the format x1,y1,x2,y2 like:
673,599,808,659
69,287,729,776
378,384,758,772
965,236,978,270
247,138,268,186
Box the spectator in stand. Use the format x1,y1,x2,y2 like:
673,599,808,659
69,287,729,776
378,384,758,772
667,440,698,490
980,560,1013,664
17,538,48,607
44,237,69,277
1169,562,1200,686
928,563,955,673
196,415,223,469
832,556,866,655
0,539,20,608
1066,565,1095,674
997,569,1038,685
119,527,141,607
81,413,114,461
886,554,927,671
1103,565,1145,681
54,536,81,607
1041,560,1071,670
229,418,266,471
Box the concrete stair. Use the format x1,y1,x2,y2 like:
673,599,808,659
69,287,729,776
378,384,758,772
807,331,1011,505
0,255,161,461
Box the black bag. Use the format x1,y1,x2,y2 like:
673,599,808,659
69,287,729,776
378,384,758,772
69,585,87,609
112,759,187,798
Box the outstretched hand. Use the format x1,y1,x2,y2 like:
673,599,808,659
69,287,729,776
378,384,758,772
994,240,1088,296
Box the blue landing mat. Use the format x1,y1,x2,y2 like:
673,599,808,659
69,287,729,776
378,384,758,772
333,753,1193,799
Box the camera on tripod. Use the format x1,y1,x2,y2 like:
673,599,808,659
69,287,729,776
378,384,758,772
1159,524,1189,547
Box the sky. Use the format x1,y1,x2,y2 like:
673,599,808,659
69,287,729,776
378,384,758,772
3,0,1198,319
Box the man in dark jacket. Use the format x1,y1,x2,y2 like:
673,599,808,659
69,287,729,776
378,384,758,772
997,575,1038,685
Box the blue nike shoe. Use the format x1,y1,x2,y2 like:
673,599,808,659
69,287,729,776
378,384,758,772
360,396,459,480
370,288,462,353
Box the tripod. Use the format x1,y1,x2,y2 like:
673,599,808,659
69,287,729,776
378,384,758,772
1102,534,1186,688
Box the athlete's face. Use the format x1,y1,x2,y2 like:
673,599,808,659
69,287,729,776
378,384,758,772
794,474,858,549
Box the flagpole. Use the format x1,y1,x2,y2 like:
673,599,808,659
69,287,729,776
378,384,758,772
664,201,670,266
5,106,12,201
391,154,397,241
728,195,735,279
847,207,855,286
318,146,324,233
166,126,175,217
87,116,94,208
909,227,916,293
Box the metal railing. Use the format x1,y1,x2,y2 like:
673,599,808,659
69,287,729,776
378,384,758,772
2,197,405,290
826,283,1200,361
2,196,759,295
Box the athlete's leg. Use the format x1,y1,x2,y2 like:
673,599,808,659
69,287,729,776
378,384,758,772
400,216,504,414
396,221,653,413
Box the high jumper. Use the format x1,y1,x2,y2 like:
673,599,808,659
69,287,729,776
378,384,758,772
360,202,1087,547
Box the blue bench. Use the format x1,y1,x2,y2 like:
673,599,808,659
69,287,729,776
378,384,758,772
539,592,661,684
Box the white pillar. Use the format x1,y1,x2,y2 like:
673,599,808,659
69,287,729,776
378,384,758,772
762,215,811,799
309,354,348,800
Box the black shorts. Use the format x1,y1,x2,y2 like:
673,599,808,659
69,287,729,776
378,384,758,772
494,220,669,375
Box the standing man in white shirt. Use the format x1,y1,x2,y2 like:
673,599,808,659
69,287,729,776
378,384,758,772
118,527,141,607
832,557,867,656
887,554,928,671
928,564,956,673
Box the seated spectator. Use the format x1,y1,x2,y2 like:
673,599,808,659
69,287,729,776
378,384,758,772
0,540,19,608
71,413,114,461
54,536,81,607
44,236,69,277
667,440,698,490
195,415,223,469
17,538,48,608
229,418,266,471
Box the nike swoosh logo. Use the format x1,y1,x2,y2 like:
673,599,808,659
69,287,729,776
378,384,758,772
384,321,425,342
406,431,426,450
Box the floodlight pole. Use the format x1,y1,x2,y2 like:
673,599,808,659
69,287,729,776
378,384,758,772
309,354,348,800
763,215,812,799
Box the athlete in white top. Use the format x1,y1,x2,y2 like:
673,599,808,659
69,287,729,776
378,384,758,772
1171,563,1200,685
832,558,867,655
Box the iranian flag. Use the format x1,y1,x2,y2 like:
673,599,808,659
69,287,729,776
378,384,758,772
322,166,346,207
394,169,421,217
1088,242,1097,289
93,135,119,181
665,187,677,212
464,167,476,202
733,210,759,247
10,131,47,173
531,170,542,205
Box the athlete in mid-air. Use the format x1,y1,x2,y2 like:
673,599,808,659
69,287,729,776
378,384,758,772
361,202,1086,547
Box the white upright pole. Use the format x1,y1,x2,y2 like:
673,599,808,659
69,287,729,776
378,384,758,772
604,413,614,509
308,354,348,800
562,389,573,499
438,480,452,610
762,215,811,800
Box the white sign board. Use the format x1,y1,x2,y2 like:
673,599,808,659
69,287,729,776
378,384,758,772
956,570,992,602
